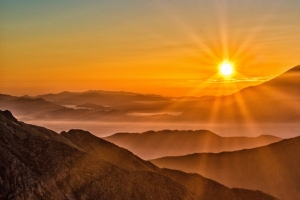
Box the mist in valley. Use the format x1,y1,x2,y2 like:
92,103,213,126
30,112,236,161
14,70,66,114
24,119,300,138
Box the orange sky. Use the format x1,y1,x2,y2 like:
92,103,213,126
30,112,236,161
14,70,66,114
1,1,300,97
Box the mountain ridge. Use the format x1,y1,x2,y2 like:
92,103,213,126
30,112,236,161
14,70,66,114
104,130,282,159
151,135,300,200
0,110,278,200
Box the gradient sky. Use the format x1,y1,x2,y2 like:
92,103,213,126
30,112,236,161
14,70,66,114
1,0,300,97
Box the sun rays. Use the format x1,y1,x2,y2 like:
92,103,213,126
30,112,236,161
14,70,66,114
146,1,282,128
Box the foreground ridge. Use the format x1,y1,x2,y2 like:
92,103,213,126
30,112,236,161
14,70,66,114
0,110,277,200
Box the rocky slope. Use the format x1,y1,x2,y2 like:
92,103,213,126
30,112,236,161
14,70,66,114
151,136,300,200
0,110,277,200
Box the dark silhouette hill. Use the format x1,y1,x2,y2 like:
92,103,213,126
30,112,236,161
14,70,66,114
151,136,300,200
104,130,282,159
0,110,277,200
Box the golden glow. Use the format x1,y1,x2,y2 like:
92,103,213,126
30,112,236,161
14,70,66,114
1,1,298,97
219,61,234,76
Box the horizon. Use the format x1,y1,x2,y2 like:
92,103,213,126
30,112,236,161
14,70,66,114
0,64,296,98
1,62,299,138
1,63,297,98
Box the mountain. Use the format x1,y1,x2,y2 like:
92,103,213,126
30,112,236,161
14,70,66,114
60,129,157,172
0,110,277,200
35,90,170,110
1,65,299,123
180,98,300,123
151,136,300,200
0,94,63,117
0,94,130,121
104,130,282,159
180,65,300,122
233,65,300,100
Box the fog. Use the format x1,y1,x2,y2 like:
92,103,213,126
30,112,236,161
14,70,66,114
23,119,300,138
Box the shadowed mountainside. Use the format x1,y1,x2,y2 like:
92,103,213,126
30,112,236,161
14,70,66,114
151,136,300,200
61,129,157,172
104,130,282,159
0,110,277,200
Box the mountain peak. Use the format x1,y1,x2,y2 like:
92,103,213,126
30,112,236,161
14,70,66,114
0,110,18,123
288,65,300,72
257,135,282,140
61,129,93,139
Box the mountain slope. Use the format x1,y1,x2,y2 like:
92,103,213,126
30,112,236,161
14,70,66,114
0,110,192,199
61,129,157,172
180,65,300,122
151,136,300,200
160,169,276,200
234,65,300,100
104,130,282,159
0,110,277,200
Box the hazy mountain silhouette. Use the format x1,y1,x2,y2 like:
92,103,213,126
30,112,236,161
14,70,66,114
233,65,300,100
0,65,299,123
0,110,277,200
75,103,111,110
0,94,62,117
36,107,127,121
0,94,127,121
104,130,282,159
35,90,170,110
179,65,300,122
151,136,300,200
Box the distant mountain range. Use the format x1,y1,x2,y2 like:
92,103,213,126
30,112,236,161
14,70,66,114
151,135,300,200
36,90,170,110
0,110,277,200
0,94,62,117
0,65,299,123
104,130,282,159
0,65,298,199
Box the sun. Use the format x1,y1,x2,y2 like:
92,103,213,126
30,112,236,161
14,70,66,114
219,60,234,76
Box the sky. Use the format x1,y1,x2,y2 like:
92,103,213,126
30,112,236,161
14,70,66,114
1,0,300,97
